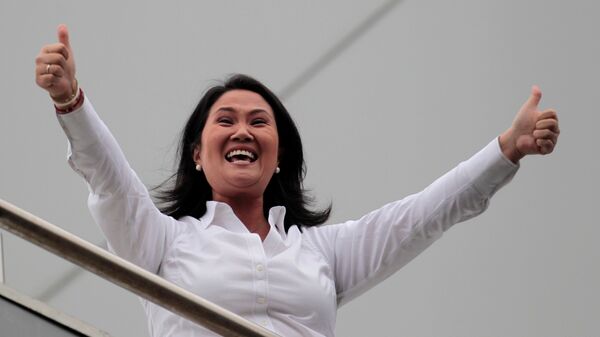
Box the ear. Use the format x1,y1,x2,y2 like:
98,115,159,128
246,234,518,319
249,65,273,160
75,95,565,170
278,146,284,163
193,146,201,164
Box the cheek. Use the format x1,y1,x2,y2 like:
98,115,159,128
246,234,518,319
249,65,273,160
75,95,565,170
198,132,225,163
266,139,280,164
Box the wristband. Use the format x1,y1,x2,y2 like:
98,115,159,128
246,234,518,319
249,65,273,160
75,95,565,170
55,88,84,114
52,79,80,108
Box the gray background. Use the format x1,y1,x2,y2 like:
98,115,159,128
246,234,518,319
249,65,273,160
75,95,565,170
1,0,598,336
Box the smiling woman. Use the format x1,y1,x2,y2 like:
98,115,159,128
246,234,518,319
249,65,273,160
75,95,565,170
154,76,331,238
35,25,560,337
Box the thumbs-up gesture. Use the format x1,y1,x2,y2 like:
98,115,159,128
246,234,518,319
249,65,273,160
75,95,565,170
499,86,560,163
35,24,77,103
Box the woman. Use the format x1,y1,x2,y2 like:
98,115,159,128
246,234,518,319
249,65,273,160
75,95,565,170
35,25,559,337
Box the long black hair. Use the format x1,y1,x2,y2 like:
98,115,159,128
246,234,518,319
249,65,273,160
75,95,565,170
154,74,331,231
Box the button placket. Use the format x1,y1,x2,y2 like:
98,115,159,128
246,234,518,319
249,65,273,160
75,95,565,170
255,262,267,305
248,234,269,325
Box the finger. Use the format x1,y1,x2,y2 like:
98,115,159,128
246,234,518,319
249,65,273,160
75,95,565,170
57,24,71,50
40,43,69,60
538,108,558,121
36,63,65,78
35,60,67,82
536,139,555,154
35,53,67,69
523,85,542,109
533,129,558,144
536,118,560,133
36,74,57,89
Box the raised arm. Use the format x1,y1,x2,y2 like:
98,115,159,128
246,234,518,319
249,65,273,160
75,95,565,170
304,87,560,306
35,25,179,273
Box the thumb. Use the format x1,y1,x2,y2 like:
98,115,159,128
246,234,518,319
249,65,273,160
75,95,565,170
57,24,71,49
523,85,542,110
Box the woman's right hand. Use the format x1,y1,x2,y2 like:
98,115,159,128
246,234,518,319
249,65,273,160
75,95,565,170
35,24,77,102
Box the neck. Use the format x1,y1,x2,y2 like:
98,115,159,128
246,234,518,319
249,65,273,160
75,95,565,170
215,195,270,240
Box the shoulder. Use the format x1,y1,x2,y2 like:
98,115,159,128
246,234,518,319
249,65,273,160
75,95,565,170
170,215,204,239
299,223,342,266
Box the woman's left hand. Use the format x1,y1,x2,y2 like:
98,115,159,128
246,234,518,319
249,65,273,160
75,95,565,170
499,85,560,163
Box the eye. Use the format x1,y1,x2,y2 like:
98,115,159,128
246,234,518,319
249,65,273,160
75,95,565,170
251,118,267,126
217,117,233,125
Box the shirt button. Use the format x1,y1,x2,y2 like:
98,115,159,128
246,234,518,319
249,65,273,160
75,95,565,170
261,320,268,326
256,264,264,272
257,297,266,304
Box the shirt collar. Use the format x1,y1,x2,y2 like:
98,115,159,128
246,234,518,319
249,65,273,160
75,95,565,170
200,201,287,236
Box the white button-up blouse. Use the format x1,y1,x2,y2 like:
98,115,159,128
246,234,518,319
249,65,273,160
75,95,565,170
57,97,518,337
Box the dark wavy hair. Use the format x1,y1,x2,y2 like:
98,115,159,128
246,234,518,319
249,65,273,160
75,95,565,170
154,74,331,232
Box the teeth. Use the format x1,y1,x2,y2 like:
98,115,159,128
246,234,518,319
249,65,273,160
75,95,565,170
226,149,256,160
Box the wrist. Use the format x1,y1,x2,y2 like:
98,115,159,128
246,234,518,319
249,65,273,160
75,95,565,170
499,129,524,164
50,79,78,104
52,79,82,114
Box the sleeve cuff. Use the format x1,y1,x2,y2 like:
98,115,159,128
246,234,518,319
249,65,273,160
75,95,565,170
467,137,520,196
56,96,105,152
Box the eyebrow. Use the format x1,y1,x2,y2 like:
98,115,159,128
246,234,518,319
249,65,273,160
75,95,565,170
215,107,270,115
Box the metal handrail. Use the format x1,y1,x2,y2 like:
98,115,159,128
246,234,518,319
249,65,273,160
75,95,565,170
0,198,280,337
0,232,4,283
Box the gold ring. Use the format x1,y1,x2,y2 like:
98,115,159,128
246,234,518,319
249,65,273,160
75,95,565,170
46,64,51,74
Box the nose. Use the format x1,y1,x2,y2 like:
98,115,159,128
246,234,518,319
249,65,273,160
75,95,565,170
231,124,254,142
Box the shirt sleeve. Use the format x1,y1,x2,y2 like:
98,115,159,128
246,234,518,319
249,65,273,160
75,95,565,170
56,96,179,274
303,138,519,307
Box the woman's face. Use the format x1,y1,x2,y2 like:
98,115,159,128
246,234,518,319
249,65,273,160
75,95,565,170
194,89,279,202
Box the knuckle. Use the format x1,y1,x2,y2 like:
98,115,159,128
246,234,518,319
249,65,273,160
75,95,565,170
58,45,68,57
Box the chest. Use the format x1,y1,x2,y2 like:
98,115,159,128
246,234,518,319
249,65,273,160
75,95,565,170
158,227,337,326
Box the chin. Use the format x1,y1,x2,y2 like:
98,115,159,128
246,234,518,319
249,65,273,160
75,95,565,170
207,170,272,199
224,177,266,195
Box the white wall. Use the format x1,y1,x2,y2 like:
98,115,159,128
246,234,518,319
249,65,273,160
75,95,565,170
1,1,598,336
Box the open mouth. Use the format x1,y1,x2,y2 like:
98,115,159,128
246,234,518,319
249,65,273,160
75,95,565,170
225,149,258,163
